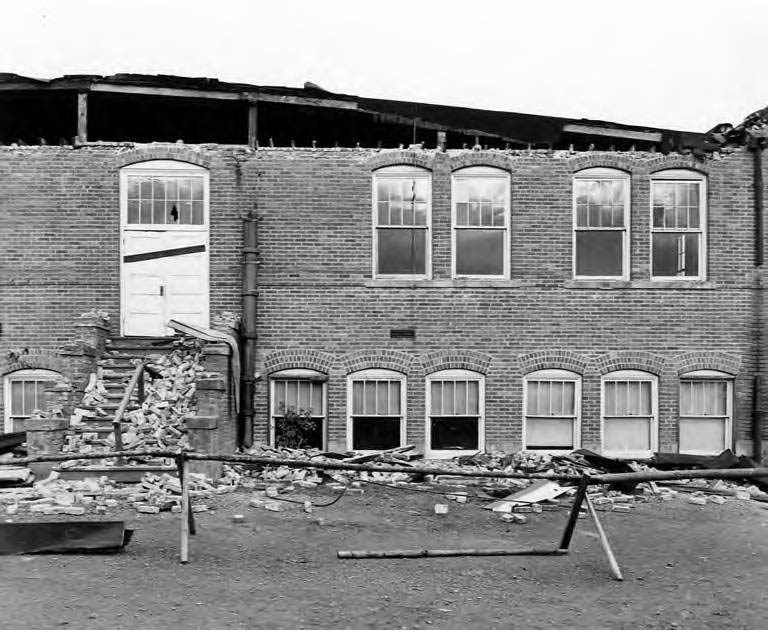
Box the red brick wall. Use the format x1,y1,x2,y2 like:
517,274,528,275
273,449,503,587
1,143,764,457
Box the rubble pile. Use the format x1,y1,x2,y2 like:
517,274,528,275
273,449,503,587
61,338,205,467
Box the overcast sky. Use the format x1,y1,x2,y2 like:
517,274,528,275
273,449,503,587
3,0,766,132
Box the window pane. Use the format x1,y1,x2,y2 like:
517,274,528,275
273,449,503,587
352,381,364,415
378,228,426,275
527,381,540,415
127,200,140,224
456,229,504,276
311,383,323,414
353,416,400,450
652,233,700,277
430,417,479,450
680,417,725,453
575,231,623,277
191,201,204,225
467,381,479,414
11,381,24,416
286,381,298,410
388,381,401,415
604,417,651,452
298,381,311,411
127,177,140,199
376,381,389,415
364,381,376,415
455,381,467,415
442,381,455,416
24,381,37,415
562,382,575,415
273,381,286,414
526,418,574,449
680,381,693,415
431,382,442,416
604,382,617,416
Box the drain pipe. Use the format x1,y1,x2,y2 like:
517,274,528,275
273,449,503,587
240,210,259,448
752,136,765,462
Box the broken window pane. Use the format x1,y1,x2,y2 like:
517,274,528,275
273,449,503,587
652,233,700,277
378,228,426,275
430,417,479,450
456,229,504,275
352,417,401,450
575,231,623,277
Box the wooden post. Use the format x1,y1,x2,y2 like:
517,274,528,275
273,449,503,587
178,455,190,563
559,473,590,550
76,92,88,145
583,494,623,581
247,100,258,148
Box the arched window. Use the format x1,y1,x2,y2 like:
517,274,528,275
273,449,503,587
452,166,510,278
650,169,706,280
679,370,733,455
601,370,658,457
270,369,327,450
347,369,406,451
3,369,61,433
524,369,581,451
372,166,431,279
426,369,484,457
573,167,630,279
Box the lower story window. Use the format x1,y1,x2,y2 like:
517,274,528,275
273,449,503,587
427,369,484,457
679,371,732,455
347,370,405,451
3,369,61,433
524,370,581,450
602,370,658,457
270,370,326,450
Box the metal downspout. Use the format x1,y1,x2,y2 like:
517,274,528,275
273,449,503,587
752,137,765,462
241,211,259,448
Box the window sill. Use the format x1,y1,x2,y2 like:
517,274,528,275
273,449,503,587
364,279,528,289
564,280,717,290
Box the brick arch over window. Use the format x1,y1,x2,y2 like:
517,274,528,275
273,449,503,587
644,156,709,175
517,350,589,375
0,349,65,377
672,351,741,376
449,151,511,172
114,145,213,169
593,351,666,375
421,350,492,375
263,349,335,375
566,153,635,174
364,150,435,171
342,349,416,374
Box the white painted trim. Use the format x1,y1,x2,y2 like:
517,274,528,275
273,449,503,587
451,167,510,280
649,170,707,281
678,376,733,455
3,369,61,433
346,369,407,451
119,160,210,336
572,167,630,281
600,370,658,458
522,370,581,452
425,369,485,459
269,375,328,450
371,166,432,280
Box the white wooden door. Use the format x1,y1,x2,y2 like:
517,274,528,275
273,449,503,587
122,231,209,336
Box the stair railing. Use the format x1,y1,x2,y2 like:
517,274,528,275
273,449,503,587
111,362,146,466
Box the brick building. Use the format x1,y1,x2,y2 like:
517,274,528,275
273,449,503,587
1,73,766,462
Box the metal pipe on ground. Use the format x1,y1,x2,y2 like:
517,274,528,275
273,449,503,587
337,548,568,559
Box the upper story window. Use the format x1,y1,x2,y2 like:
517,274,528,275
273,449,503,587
372,166,431,278
270,369,327,450
426,369,484,457
573,168,629,279
524,369,581,451
601,370,658,458
452,167,510,278
347,369,406,451
3,369,61,433
679,370,732,455
121,160,209,228
651,169,706,280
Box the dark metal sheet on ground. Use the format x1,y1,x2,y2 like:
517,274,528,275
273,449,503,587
0,521,133,555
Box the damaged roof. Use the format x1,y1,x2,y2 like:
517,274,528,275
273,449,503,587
0,72,711,150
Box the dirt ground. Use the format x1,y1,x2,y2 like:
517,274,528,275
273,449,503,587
2,482,768,630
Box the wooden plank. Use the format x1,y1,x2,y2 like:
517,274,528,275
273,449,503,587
584,493,623,581
558,474,590,550
178,456,190,563
338,547,568,559
76,92,88,144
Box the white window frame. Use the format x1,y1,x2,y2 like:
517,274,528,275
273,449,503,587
650,169,707,281
572,167,630,281
425,369,485,459
451,166,510,279
3,369,61,433
120,160,210,231
346,369,407,452
372,166,432,280
523,369,582,453
679,370,733,455
601,370,658,458
269,369,328,450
